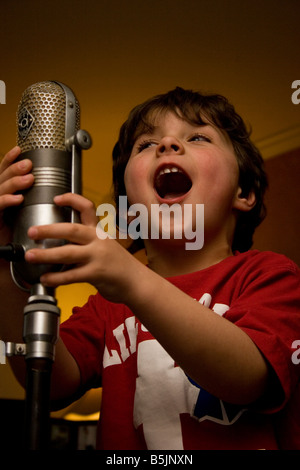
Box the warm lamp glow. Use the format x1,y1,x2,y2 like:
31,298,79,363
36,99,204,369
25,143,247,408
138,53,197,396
56,283,97,323
63,412,100,422
51,388,102,421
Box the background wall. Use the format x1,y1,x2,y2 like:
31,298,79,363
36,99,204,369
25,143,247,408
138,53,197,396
253,147,300,266
0,0,299,414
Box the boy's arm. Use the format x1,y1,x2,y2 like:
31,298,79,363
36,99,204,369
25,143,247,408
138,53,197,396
124,263,269,406
26,207,269,407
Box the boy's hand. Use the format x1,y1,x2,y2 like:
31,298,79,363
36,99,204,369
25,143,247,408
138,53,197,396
24,192,140,303
0,146,34,236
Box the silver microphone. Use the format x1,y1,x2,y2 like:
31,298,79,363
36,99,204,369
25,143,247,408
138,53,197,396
10,81,92,287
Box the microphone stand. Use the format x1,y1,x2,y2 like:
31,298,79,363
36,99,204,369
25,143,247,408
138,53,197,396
5,281,60,449
22,283,60,450
4,80,92,448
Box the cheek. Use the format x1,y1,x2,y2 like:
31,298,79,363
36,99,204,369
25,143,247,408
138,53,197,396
197,154,240,204
124,158,149,203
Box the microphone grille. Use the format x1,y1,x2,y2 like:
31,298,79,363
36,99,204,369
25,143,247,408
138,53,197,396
17,81,80,152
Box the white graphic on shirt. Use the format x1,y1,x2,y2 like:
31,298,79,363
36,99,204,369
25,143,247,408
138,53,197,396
198,292,230,316
103,316,138,368
133,339,199,450
102,293,242,449
133,339,245,450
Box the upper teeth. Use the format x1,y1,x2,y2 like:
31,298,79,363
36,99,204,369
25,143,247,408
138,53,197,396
158,166,182,177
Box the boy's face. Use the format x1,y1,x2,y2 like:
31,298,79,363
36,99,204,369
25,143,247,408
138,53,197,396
124,111,247,246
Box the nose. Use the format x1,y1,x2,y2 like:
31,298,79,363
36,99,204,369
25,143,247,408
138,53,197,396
156,136,184,156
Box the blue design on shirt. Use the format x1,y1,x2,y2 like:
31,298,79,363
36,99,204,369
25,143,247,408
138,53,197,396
187,376,246,424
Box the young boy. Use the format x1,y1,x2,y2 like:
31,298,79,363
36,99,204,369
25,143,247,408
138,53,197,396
0,87,299,449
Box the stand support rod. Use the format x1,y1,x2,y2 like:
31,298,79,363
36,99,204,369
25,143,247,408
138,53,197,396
24,358,52,449
22,283,60,450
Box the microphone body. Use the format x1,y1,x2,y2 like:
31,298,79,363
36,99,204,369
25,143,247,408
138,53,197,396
10,81,91,286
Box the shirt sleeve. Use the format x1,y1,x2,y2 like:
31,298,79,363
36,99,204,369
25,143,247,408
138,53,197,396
59,293,106,390
224,254,300,412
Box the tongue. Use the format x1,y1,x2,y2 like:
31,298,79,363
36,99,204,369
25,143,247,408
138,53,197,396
156,171,192,199
163,191,187,199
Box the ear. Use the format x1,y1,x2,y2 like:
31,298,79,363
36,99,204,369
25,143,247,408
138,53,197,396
233,187,256,212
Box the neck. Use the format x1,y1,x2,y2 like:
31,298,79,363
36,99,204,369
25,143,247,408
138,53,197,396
144,239,233,278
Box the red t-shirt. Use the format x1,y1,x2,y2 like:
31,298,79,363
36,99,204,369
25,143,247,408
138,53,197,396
60,250,300,449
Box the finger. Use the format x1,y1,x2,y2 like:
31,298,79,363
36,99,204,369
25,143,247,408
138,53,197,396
0,193,24,211
54,193,98,226
0,153,34,195
25,242,89,265
0,172,34,197
0,157,34,210
0,146,22,172
39,264,93,288
27,222,96,245
0,156,33,181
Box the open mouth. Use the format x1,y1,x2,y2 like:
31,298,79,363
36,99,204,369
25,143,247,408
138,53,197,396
154,165,192,201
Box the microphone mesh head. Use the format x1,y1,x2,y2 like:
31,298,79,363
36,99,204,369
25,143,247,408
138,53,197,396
17,81,80,152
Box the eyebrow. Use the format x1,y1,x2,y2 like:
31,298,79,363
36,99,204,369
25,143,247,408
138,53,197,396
134,122,214,141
